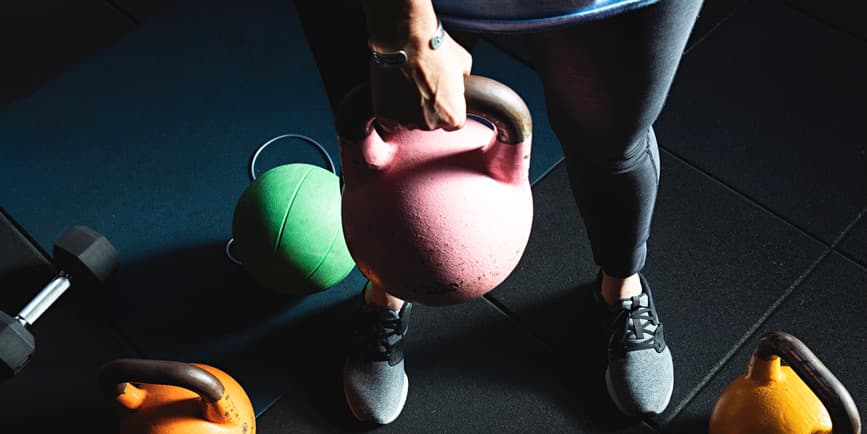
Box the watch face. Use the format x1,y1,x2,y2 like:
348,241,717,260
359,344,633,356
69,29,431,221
430,20,444,49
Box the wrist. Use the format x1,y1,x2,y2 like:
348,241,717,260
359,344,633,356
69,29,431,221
363,0,439,52
369,18,443,66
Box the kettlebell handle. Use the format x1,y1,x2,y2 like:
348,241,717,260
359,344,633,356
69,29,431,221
336,75,532,145
755,331,861,434
98,358,241,425
248,133,337,182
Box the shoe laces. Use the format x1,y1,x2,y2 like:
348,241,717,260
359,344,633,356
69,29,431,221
608,294,665,356
352,304,407,363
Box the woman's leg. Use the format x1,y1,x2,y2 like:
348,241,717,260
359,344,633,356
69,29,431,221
527,0,703,416
530,0,702,285
294,1,413,424
293,0,371,115
294,0,405,307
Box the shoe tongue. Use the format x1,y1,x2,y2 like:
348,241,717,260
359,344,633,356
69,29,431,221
381,309,400,321
361,302,398,316
359,305,402,352
368,304,400,324
619,292,649,311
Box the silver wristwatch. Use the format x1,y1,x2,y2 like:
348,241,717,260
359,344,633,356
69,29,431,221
370,19,444,66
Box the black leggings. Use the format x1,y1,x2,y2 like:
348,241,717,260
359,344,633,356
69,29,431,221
294,0,703,278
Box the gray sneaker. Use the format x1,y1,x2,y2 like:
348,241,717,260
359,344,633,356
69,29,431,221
343,287,412,424
596,272,673,416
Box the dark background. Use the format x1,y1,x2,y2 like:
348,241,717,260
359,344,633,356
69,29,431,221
0,0,864,432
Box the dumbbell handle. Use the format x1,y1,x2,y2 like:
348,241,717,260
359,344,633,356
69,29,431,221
16,271,71,328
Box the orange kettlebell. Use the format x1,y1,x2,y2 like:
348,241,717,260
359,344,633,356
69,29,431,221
98,358,256,434
709,331,861,434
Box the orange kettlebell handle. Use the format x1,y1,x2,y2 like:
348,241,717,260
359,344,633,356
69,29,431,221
755,331,861,434
336,75,532,146
97,358,242,426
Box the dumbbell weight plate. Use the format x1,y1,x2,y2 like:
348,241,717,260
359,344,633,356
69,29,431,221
53,226,119,288
0,310,34,380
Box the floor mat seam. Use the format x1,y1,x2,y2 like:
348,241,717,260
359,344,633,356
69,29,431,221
658,247,832,426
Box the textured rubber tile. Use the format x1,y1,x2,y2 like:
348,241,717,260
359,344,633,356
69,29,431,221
255,294,658,434
0,208,57,312
837,211,867,267
98,243,369,414
662,252,866,433
785,0,867,40
109,0,181,23
484,152,828,428
655,0,867,245
0,1,132,109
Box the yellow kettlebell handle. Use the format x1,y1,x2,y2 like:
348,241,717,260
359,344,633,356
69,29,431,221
98,358,243,426
756,331,862,434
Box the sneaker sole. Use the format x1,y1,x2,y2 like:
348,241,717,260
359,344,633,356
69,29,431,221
604,366,672,417
345,371,409,425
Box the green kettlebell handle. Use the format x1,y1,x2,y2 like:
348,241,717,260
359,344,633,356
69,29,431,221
248,133,338,181
755,331,861,434
98,358,225,404
336,74,532,145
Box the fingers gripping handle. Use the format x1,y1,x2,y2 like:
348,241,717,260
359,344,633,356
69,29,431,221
336,75,532,183
336,75,532,144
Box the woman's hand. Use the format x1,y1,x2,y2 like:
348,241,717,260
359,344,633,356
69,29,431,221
363,0,473,133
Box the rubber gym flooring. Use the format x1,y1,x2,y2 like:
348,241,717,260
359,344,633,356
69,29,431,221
0,0,864,432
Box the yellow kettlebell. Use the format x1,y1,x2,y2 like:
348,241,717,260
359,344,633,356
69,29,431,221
709,331,861,434
98,358,256,434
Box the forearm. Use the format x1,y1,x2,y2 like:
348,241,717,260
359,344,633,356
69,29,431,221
362,0,439,53
361,0,473,132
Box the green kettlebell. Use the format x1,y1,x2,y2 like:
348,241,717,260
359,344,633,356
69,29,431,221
229,134,355,295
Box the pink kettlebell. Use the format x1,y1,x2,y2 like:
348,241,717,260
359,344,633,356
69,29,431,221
337,75,534,306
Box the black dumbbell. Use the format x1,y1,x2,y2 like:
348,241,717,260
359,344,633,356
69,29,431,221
0,225,119,381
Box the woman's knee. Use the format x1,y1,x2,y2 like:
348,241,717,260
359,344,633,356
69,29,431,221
553,114,656,174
